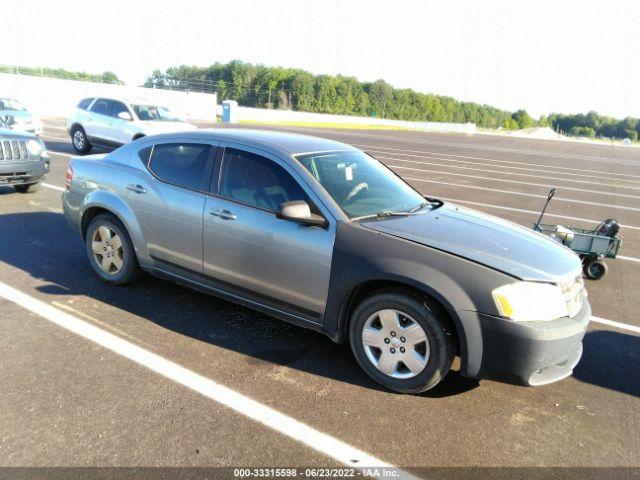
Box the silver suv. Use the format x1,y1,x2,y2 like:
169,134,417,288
67,97,196,153
62,129,590,393
0,117,49,193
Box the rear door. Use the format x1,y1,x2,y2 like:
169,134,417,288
86,98,112,142
125,140,218,272
202,144,336,319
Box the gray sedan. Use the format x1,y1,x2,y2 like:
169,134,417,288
62,129,590,393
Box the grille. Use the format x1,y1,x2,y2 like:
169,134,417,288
560,275,584,318
0,140,28,161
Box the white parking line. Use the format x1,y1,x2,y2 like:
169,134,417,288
618,255,640,263
384,160,640,201
348,133,639,166
375,155,640,193
399,174,640,213
591,316,640,334
0,281,407,476
42,183,65,192
356,143,640,181
46,150,72,158
439,196,640,232
43,134,70,142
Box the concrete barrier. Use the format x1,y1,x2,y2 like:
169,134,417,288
235,106,476,133
0,73,474,133
0,73,217,121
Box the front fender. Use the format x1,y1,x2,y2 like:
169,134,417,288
81,189,151,266
324,221,514,377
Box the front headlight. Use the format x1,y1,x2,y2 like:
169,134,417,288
492,281,571,322
26,139,43,157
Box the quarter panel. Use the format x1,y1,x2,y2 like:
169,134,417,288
80,188,151,265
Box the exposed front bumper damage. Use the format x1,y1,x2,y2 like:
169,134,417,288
461,300,591,386
0,159,49,185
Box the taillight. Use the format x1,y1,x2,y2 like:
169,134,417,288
65,164,74,190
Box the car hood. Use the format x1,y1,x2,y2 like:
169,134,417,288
0,126,37,140
0,110,34,123
361,202,581,282
139,121,197,134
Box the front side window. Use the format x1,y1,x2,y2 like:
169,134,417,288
148,143,212,191
219,148,308,211
111,101,129,118
296,150,425,219
77,98,93,110
91,98,112,116
0,98,26,111
131,104,179,122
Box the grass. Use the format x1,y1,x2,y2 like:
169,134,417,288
237,119,413,131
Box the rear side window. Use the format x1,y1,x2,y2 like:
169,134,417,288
77,98,93,110
91,98,112,115
219,148,308,211
138,146,152,165
148,143,212,191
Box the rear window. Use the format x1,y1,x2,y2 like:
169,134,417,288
77,98,93,110
148,143,212,191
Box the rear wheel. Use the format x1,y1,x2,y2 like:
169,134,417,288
71,125,92,154
14,182,41,194
349,291,455,393
584,258,608,280
85,213,141,284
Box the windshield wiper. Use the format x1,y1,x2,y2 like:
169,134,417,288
352,203,430,222
408,201,429,213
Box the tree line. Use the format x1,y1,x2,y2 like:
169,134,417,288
545,112,639,141
143,60,523,129
4,62,638,140
0,65,123,85
144,61,640,140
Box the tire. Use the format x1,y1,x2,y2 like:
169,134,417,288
85,213,141,285
71,125,92,154
14,182,41,194
584,258,608,280
349,290,456,394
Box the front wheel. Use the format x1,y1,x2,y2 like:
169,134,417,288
71,126,92,154
14,182,41,194
349,291,455,394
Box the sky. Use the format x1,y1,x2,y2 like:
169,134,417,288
5,0,640,119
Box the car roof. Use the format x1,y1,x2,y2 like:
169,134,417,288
91,96,157,105
146,128,359,157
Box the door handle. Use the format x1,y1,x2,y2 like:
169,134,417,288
209,209,237,220
126,184,147,194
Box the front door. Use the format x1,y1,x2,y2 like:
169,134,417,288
203,145,336,319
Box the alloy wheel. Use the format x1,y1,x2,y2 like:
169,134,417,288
361,309,430,379
73,130,85,150
91,225,124,274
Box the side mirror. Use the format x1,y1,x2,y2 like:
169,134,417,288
277,201,327,227
117,111,132,121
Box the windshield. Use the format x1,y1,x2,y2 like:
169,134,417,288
296,150,426,219
131,104,180,122
0,98,26,111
